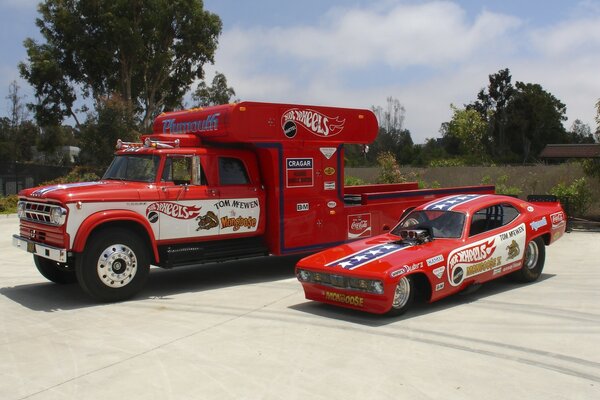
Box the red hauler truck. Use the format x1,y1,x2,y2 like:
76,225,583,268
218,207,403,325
12,102,494,301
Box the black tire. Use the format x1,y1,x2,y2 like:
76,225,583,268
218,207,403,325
511,237,545,283
34,255,77,284
76,228,150,302
387,275,415,316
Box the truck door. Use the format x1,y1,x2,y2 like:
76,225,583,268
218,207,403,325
213,156,265,238
155,154,220,240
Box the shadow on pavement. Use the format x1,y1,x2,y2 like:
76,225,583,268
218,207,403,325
0,254,302,312
290,273,557,327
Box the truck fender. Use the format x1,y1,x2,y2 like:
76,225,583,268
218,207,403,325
72,210,160,263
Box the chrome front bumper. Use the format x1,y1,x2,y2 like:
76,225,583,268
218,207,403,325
12,235,68,263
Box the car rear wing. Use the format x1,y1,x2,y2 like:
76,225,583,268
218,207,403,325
527,194,571,232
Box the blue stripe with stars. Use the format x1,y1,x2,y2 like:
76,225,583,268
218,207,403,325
325,243,409,270
423,194,484,211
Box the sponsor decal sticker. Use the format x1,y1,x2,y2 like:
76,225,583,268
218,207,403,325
493,267,502,275
324,181,336,190
286,158,314,188
161,113,220,134
324,167,336,176
282,108,346,138
324,291,364,307
348,213,372,239
146,202,201,220
550,212,565,228
297,203,309,212
502,261,522,273
391,262,423,277
327,201,337,209
196,211,218,230
424,194,483,211
527,206,534,212
448,238,496,286
499,224,525,241
147,212,159,223
326,243,407,270
220,216,257,231
432,266,445,279
435,282,445,291
506,240,520,260
427,254,444,266
530,217,548,231
320,147,337,159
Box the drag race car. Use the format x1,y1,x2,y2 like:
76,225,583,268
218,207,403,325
296,194,567,315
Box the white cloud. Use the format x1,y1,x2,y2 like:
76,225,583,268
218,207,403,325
198,1,600,142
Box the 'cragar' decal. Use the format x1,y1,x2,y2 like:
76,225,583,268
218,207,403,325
281,108,345,138
286,158,314,188
146,202,201,220
326,243,407,270
448,223,526,286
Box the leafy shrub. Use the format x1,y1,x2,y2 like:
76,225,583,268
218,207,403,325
0,195,18,214
549,177,593,217
345,176,365,186
42,166,101,185
428,158,466,167
376,152,406,184
481,174,522,197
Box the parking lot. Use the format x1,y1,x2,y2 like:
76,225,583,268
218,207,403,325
1,214,599,399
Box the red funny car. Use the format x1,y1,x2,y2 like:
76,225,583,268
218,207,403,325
296,194,567,315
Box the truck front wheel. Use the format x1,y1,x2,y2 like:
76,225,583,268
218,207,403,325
76,229,150,302
34,255,77,284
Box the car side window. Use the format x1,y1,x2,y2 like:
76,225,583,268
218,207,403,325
162,156,206,185
469,203,520,236
219,157,250,185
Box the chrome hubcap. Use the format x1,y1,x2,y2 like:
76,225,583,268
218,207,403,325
392,277,411,309
524,241,539,270
96,244,137,287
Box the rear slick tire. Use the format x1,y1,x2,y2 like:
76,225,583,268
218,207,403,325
387,275,415,316
511,237,545,283
76,228,150,302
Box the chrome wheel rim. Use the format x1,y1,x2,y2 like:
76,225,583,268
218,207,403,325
524,241,539,270
96,244,137,287
392,277,411,309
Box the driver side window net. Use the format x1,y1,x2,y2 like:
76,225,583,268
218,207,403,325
469,204,520,236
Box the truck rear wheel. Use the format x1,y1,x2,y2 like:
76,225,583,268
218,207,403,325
34,255,77,284
76,228,150,302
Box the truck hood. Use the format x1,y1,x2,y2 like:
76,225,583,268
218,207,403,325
298,234,450,278
19,180,153,203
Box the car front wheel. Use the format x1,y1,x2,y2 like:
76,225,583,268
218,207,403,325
76,228,150,302
34,255,77,284
387,275,415,316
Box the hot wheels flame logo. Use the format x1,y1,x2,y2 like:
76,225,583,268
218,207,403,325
282,108,345,137
146,202,201,220
448,238,496,270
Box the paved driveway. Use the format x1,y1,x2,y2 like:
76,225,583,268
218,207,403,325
1,215,599,399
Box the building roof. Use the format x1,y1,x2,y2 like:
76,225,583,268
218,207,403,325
539,144,600,159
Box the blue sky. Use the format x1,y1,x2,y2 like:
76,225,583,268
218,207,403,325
1,0,599,143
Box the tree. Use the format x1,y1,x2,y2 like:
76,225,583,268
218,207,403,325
568,119,595,144
78,95,138,168
369,97,415,165
442,105,488,161
192,72,236,106
19,0,223,131
468,68,515,158
5,81,29,127
505,82,568,163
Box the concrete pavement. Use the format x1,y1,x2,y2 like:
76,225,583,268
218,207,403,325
1,215,599,399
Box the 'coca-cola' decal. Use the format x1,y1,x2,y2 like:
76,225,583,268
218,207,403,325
282,108,345,138
146,202,201,220
348,213,372,239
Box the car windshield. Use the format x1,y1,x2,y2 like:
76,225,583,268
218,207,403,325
102,155,161,182
392,210,465,239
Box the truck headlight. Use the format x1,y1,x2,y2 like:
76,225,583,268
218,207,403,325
17,201,25,219
50,206,67,226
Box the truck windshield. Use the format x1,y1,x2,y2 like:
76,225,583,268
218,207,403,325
103,155,160,182
392,210,465,239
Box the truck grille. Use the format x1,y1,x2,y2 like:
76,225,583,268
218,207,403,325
21,202,53,224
